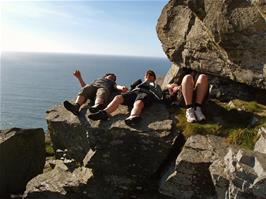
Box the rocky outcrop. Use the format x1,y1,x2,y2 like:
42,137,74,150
24,102,182,198
254,127,266,154
159,134,266,199
162,64,266,103
0,128,45,196
159,134,231,198
157,0,266,89
23,160,93,199
210,148,266,199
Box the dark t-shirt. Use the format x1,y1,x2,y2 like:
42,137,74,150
132,80,163,100
92,78,116,92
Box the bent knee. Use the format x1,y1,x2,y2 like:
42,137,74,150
182,74,194,84
134,100,144,107
198,74,208,83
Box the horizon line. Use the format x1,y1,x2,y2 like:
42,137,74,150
2,50,169,59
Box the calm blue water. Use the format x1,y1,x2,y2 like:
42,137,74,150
1,52,171,131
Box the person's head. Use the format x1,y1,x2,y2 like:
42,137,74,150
144,70,156,82
104,73,116,82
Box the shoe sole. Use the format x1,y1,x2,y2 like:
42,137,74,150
63,101,79,116
125,117,140,126
88,112,108,121
89,107,99,113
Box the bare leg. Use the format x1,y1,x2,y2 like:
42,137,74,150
195,74,208,104
75,95,86,106
94,97,104,106
130,100,144,116
181,74,194,106
105,95,124,114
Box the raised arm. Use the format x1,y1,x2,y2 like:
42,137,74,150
73,70,86,87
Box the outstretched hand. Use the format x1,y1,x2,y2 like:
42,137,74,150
73,70,82,79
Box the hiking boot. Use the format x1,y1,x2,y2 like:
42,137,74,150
63,101,79,116
125,115,141,126
88,110,109,121
194,106,206,121
185,107,197,123
89,104,105,113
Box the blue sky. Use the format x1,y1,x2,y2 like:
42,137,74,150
1,0,168,57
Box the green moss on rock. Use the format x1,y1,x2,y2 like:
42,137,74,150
175,99,266,150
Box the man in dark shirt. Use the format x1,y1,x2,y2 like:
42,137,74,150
64,70,128,116
88,70,163,126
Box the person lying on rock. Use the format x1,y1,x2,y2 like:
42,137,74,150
166,68,208,123
64,70,128,116
88,70,163,126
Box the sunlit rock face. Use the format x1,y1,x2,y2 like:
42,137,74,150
29,102,180,198
157,0,266,89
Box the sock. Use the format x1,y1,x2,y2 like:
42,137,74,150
186,104,193,109
74,103,80,109
195,103,202,108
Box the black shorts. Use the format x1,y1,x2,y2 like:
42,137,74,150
121,91,155,107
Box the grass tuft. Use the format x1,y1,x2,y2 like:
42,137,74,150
175,99,266,150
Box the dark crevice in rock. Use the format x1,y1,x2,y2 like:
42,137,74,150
121,134,186,199
152,132,186,185
188,0,206,20
208,74,266,105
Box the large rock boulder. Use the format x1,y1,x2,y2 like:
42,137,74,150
159,134,231,198
162,64,266,103
0,128,45,196
210,148,266,199
157,0,266,89
23,160,93,199
29,102,183,198
159,134,266,199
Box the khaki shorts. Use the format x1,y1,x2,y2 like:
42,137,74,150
78,84,110,103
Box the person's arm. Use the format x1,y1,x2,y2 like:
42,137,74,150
130,79,142,91
116,85,128,93
73,70,86,87
155,84,163,100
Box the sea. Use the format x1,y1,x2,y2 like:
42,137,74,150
1,52,171,131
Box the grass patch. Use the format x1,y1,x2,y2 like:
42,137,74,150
45,142,55,156
176,108,221,138
227,128,258,150
175,99,266,150
226,99,264,113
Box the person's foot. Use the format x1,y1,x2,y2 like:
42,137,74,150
63,101,79,116
125,115,141,126
88,110,109,121
185,107,197,123
89,104,105,113
194,106,206,121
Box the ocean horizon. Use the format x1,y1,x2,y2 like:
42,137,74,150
1,51,171,131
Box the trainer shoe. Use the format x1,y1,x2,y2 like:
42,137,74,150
63,101,79,116
194,106,206,121
185,107,197,123
89,104,105,113
88,110,109,121
125,115,141,126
